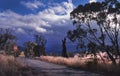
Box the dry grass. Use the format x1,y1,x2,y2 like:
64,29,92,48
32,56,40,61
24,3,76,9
40,56,86,67
0,54,47,76
0,54,26,76
40,56,120,76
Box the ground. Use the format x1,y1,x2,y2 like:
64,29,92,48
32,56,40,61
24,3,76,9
18,58,103,76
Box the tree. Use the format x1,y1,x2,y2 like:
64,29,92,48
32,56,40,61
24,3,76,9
87,42,98,58
24,34,47,57
34,34,47,56
25,41,37,57
62,38,68,57
0,28,16,55
68,0,120,64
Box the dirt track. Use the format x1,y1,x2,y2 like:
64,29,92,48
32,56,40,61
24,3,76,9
19,58,103,76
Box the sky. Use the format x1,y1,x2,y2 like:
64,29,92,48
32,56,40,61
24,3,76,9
0,0,104,53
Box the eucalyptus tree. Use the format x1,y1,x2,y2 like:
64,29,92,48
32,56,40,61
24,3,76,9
25,41,37,57
68,0,120,64
34,34,47,56
0,28,16,54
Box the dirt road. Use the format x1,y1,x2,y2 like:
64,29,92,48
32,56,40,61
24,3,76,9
19,58,103,76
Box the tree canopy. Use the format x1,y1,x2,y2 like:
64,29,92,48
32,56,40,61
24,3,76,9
68,0,120,64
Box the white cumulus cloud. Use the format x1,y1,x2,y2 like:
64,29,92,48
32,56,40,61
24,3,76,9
89,0,97,3
21,0,45,10
0,0,74,34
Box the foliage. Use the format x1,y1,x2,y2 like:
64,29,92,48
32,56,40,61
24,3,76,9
0,54,28,76
25,34,47,57
34,34,47,56
24,41,37,57
41,56,120,76
62,38,68,57
68,0,120,64
86,58,98,68
0,28,17,55
34,34,47,47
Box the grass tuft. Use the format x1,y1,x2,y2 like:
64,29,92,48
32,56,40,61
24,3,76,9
40,56,120,76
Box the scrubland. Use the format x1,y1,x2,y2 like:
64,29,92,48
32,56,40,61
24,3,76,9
40,55,120,76
0,54,38,76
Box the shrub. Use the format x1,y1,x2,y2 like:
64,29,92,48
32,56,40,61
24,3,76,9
0,54,29,76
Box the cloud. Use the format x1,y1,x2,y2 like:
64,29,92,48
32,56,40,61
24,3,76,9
0,0,74,35
0,0,77,51
0,10,48,33
21,0,45,10
89,0,97,3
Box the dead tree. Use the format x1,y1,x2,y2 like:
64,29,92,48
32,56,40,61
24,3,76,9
62,38,68,57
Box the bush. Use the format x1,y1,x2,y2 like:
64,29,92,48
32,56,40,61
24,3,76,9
0,54,28,76
86,58,98,68
67,52,74,57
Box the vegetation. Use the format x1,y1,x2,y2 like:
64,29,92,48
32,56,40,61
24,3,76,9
0,54,49,76
0,28,47,57
34,34,47,56
62,38,68,57
67,0,120,64
1,0,120,76
0,28,19,56
24,34,47,57
0,54,27,76
40,56,120,76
